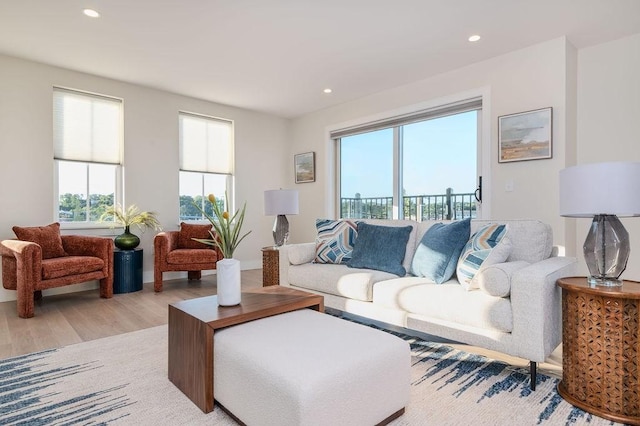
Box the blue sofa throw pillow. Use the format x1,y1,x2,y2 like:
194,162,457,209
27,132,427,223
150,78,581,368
347,222,413,276
410,218,471,284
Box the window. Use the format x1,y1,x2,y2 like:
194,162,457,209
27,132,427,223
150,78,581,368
179,112,233,221
53,88,123,224
335,98,481,221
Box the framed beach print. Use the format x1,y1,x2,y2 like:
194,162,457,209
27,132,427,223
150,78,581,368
294,152,315,183
498,107,552,163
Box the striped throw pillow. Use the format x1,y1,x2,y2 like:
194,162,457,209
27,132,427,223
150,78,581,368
314,219,358,264
456,224,511,291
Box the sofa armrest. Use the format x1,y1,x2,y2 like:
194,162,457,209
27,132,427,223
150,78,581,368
475,260,530,297
154,231,179,252
509,256,578,362
1,239,42,291
0,239,41,259
278,242,315,286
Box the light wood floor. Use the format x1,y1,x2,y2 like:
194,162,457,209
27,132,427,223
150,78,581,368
0,269,562,379
0,270,263,359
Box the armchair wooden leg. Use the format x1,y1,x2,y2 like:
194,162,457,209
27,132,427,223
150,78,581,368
187,271,201,280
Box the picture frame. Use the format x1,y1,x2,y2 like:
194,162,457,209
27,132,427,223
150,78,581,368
294,152,315,183
498,107,552,163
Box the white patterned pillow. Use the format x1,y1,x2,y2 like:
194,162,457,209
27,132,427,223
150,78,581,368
314,219,358,264
457,224,511,291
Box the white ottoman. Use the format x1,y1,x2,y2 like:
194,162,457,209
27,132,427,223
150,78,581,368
214,309,410,426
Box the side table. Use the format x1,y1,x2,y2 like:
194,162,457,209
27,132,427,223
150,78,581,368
261,246,279,286
113,248,143,294
557,277,640,425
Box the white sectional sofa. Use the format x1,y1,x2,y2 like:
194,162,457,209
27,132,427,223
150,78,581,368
277,218,577,389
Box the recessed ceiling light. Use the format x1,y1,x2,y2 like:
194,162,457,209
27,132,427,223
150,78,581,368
468,35,481,42
323,88,332,94
83,9,100,18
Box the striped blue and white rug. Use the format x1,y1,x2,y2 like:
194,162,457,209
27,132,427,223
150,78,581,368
0,321,621,425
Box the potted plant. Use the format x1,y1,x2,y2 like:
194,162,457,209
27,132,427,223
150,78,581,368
100,204,162,250
193,193,251,306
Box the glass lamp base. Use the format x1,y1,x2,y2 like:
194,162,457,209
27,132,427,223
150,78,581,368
583,215,629,288
587,276,623,287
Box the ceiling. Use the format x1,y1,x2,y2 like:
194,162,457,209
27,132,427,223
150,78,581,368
1,1,639,119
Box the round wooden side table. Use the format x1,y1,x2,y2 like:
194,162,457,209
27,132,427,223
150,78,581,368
557,276,640,425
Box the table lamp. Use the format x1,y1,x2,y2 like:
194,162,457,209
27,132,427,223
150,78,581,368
264,189,299,246
559,161,640,286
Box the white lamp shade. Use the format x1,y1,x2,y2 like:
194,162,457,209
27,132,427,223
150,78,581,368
264,189,299,216
559,162,640,217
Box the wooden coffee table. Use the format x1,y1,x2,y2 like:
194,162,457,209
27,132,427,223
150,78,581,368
168,286,324,413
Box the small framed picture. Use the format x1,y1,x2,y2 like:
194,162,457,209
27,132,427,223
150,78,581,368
498,107,552,163
294,152,315,183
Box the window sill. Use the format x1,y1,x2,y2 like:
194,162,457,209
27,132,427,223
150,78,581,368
59,222,121,236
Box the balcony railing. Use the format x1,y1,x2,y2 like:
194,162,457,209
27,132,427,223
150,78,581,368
341,188,477,221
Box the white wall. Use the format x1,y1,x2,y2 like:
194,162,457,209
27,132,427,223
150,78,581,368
577,33,640,280
3,31,639,304
289,38,577,250
0,54,289,302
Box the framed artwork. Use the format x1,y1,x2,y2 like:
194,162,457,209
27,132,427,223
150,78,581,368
294,152,315,183
498,107,552,163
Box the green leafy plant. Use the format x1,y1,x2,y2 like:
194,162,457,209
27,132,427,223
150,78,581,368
99,204,162,232
193,193,251,258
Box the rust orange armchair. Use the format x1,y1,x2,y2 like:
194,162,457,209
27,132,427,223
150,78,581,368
153,223,223,292
1,223,113,318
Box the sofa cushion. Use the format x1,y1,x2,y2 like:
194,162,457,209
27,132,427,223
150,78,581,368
470,219,552,263
475,261,530,298
13,222,67,259
410,218,470,284
457,224,510,291
42,256,104,280
314,219,358,264
347,223,412,276
288,263,397,302
373,278,513,333
178,222,213,249
167,248,218,264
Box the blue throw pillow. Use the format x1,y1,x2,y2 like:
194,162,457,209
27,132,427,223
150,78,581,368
347,222,413,276
411,218,471,284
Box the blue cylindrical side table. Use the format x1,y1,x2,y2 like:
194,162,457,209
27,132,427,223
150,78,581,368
113,248,143,294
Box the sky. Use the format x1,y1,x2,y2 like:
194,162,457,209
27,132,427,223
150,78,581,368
58,161,115,197
340,111,478,199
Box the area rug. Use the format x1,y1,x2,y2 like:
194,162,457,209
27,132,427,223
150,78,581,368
0,322,620,425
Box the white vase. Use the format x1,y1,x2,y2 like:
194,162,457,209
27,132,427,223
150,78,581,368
216,258,241,306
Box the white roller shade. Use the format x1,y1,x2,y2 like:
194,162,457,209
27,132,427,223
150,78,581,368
53,88,122,164
179,112,233,174
330,97,482,139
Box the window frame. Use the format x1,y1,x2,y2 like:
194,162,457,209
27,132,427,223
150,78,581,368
178,111,234,223
333,96,485,221
52,87,124,229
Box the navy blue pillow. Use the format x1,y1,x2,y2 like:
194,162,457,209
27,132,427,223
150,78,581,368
347,223,413,276
410,218,471,283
